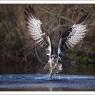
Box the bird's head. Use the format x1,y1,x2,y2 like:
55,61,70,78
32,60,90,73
50,54,58,63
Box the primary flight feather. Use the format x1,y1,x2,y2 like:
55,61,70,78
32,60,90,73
25,6,52,59
65,23,87,49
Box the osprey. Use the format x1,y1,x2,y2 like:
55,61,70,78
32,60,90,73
25,6,89,77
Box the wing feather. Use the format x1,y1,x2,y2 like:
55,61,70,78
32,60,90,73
25,7,47,47
66,23,87,49
46,36,51,57
25,6,52,58
57,13,89,64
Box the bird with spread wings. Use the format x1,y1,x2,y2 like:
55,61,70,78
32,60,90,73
25,6,89,77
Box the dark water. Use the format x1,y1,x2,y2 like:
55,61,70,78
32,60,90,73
0,74,95,91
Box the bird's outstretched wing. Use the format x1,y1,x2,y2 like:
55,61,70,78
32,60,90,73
65,23,87,49
25,6,47,47
57,13,89,62
58,23,87,58
25,6,51,61
64,12,90,49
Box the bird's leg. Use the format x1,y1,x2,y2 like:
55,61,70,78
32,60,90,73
50,72,53,79
49,62,53,79
50,63,57,78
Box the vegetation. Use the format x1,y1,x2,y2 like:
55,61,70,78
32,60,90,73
0,5,95,74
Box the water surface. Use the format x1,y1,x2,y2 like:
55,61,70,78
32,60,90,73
0,74,95,91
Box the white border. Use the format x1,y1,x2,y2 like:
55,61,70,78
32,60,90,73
0,1,95,4
0,92,95,95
